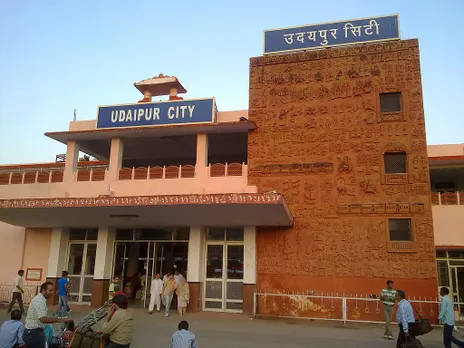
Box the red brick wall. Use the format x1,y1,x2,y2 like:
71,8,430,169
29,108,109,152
248,39,437,315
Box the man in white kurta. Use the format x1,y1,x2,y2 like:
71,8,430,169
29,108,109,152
149,273,164,314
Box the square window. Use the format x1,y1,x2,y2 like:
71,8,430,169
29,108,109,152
226,228,244,241
389,219,412,241
384,152,407,174
86,229,98,240
69,229,86,241
174,227,190,240
380,92,401,113
116,229,133,240
207,228,225,241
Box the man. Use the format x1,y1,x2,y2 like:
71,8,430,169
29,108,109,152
381,280,396,340
163,272,172,283
438,287,464,348
396,290,417,348
149,273,163,314
56,271,71,317
163,274,177,317
174,270,184,288
102,294,134,348
170,320,198,348
7,270,25,313
23,282,70,348
109,276,121,302
0,309,25,348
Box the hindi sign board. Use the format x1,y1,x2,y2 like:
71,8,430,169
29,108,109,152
97,98,216,129
264,15,400,55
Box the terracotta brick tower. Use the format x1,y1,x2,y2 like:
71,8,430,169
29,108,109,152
248,39,437,318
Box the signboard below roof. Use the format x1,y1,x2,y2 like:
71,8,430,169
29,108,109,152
263,14,400,55
96,98,216,129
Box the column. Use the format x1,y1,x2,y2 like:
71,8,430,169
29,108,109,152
243,226,256,315
195,133,208,179
107,138,123,182
63,141,79,182
92,227,116,307
46,228,69,305
187,226,205,312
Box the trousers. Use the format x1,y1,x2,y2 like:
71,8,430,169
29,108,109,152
164,294,173,315
444,324,464,348
23,328,45,348
8,292,25,312
57,295,69,316
383,304,394,336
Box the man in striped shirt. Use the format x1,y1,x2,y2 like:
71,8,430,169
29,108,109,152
170,321,198,348
381,280,396,340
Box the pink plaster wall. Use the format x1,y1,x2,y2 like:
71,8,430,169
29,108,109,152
433,206,464,247
21,228,52,283
427,144,464,157
0,222,25,283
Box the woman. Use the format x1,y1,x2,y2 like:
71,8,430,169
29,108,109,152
176,277,189,316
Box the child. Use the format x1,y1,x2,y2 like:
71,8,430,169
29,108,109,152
61,320,75,347
108,276,121,301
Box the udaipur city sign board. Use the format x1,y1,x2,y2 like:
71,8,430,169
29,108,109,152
96,98,216,129
263,14,400,55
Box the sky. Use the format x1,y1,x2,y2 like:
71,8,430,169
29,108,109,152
0,1,462,165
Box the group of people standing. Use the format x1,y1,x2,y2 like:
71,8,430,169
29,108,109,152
381,280,464,348
148,270,189,317
108,270,189,317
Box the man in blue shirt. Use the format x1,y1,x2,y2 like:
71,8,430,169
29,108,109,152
0,309,25,348
170,321,199,348
56,271,71,317
438,287,464,348
395,290,417,348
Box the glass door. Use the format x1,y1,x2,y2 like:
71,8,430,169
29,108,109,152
67,243,97,304
204,244,244,312
204,244,224,311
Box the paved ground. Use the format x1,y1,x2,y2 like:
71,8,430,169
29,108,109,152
0,305,454,347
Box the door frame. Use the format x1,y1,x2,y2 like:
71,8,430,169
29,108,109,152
203,241,244,313
66,242,97,304
450,265,464,321
111,241,188,309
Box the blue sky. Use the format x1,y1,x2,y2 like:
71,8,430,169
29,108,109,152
0,1,462,164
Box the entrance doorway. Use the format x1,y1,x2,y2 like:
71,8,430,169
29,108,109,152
204,228,244,312
67,243,97,304
450,266,464,322
112,241,188,308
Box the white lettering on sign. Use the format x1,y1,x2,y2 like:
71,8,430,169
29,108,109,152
168,105,196,120
111,108,161,123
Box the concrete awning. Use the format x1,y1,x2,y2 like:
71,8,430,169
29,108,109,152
0,193,294,228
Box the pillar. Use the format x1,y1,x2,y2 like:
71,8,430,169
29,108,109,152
243,226,256,315
187,227,205,312
107,138,123,181
92,227,115,307
63,141,79,182
46,228,69,305
195,134,208,179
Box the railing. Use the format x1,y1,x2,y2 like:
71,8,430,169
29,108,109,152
0,163,247,185
117,163,246,180
118,165,196,180
0,170,65,185
76,168,107,182
209,162,245,177
431,191,464,205
0,284,39,305
253,292,445,326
